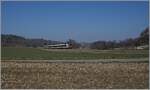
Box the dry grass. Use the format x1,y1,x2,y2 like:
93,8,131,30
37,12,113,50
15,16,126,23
1,61,149,89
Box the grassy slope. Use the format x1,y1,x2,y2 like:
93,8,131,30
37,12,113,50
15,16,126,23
1,47,149,60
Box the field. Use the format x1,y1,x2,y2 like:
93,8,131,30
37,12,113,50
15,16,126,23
1,61,149,89
1,47,149,89
1,47,149,60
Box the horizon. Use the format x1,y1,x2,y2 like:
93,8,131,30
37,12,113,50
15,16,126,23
1,1,149,42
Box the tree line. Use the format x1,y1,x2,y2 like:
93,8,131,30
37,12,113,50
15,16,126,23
1,27,149,49
90,27,149,49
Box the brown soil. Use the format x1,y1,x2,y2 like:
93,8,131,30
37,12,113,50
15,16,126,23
1,61,149,89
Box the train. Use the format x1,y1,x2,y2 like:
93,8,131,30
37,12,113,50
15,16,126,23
44,43,72,49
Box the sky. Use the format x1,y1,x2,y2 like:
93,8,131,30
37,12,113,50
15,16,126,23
1,1,149,42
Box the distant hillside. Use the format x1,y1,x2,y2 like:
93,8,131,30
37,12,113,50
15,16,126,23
1,27,149,49
1,34,64,47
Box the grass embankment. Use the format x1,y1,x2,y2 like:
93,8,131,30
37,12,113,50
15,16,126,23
1,47,149,60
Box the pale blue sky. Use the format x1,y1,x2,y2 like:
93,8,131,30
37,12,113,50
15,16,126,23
1,1,149,42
